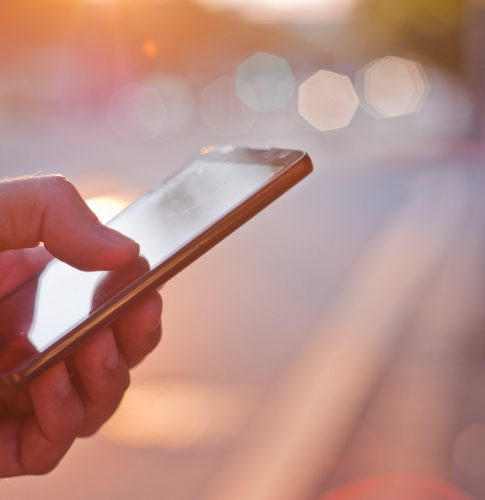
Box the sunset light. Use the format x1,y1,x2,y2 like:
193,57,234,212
101,380,256,449
85,0,357,23
196,0,357,22
86,196,130,223
4,0,482,498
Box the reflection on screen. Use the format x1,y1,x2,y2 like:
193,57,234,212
23,159,282,351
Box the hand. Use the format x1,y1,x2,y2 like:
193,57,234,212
0,175,163,477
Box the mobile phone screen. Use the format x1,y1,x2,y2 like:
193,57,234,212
0,148,301,361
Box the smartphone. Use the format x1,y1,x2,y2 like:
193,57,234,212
0,146,312,394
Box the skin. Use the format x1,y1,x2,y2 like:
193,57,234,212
0,175,163,477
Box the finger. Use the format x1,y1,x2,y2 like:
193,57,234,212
113,291,163,368
0,175,138,271
19,363,85,475
0,389,33,420
91,255,149,310
0,247,52,299
71,327,130,437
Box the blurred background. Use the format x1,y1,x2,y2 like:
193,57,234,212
2,0,485,498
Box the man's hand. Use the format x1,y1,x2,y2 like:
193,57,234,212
0,175,163,477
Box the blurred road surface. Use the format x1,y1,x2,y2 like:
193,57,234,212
1,110,485,499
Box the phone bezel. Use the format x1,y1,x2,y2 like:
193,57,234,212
0,147,313,394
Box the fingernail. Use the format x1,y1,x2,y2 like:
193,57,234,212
56,370,72,398
105,348,120,371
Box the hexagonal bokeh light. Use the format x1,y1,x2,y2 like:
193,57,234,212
235,52,296,113
143,75,196,140
357,56,430,119
108,83,167,143
200,76,258,136
298,70,359,132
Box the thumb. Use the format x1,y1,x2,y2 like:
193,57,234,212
0,175,139,271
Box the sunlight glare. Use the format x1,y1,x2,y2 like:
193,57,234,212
100,380,256,449
196,0,357,23
142,39,159,59
86,196,129,224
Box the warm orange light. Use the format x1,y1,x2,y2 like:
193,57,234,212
196,0,357,23
142,38,159,59
100,380,256,450
86,196,130,224
320,475,471,499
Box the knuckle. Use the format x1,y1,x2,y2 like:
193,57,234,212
133,322,162,354
108,363,131,398
78,370,130,438
143,293,163,333
70,402,87,434
42,174,75,196
37,175,79,212
44,173,69,184
153,291,163,315
126,327,161,368
148,323,163,350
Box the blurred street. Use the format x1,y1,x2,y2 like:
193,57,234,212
1,1,485,499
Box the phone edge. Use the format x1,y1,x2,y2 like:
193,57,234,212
0,152,313,394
